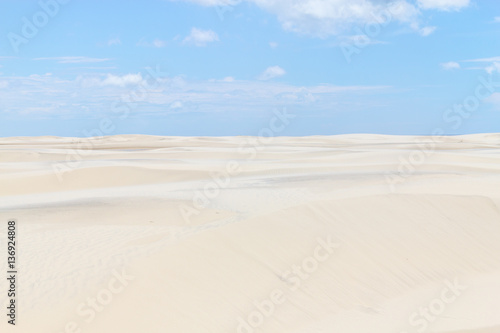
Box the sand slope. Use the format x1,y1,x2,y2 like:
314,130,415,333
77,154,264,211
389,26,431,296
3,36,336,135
1,134,500,333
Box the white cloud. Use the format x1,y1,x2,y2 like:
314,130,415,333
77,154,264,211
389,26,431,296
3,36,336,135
0,72,389,117
0,81,8,89
107,38,122,46
464,56,500,63
170,101,184,109
77,73,145,87
137,38,167,48
419,26,437,36
485,92,500,110
417,0,470,11
440,61,460,70
101,73,145,87
259,66,286,80
251,0,421,37
495,17,500,23
269,41,278,48
209,76,236,82
34,56,111,64
172,0,469,37
462,57,500,74
485,62,500,74
183,28,219,46
153,39,167,48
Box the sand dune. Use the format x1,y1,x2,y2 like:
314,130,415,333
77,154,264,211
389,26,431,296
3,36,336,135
1,134,500,333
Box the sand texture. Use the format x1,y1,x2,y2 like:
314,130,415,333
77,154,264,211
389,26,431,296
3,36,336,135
1,134,500,333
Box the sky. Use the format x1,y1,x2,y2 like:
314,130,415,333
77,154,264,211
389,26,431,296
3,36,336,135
0,0,499,137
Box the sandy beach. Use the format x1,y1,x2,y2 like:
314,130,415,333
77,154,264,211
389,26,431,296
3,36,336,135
1,134,500,333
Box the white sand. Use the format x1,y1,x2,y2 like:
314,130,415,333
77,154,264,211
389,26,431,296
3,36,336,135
1,134,500,333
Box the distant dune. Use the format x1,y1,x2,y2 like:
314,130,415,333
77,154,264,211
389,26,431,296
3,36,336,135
1,134,500,333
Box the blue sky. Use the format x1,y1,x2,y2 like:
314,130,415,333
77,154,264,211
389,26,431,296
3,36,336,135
0,0,499,136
